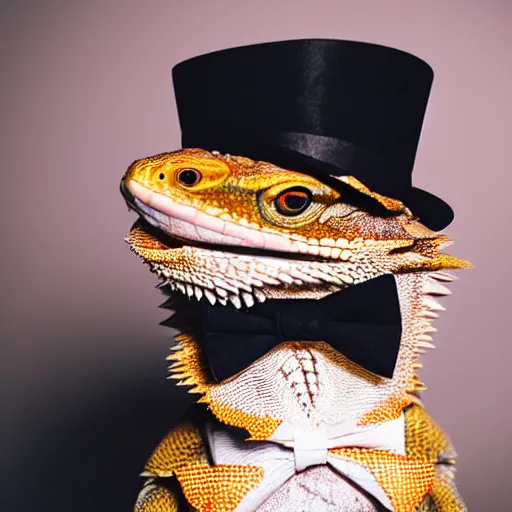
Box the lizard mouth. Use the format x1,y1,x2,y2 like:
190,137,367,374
121,179,338,259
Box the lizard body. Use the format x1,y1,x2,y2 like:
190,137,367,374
122,148,470,512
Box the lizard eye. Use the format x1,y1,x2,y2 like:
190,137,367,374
177,168,202,187
275,187,312,216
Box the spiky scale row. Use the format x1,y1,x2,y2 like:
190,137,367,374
404,271,457,396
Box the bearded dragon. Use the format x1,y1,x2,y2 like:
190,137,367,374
121,148,471,512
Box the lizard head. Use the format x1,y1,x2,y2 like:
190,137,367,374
121,148,470,305
122,148,473,427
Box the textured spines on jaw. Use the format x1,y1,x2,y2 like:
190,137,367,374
147,251,381,307
398,253,473,273
147,249,468,308
127,219,473,309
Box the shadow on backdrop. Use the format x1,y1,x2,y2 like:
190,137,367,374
5,371,193,512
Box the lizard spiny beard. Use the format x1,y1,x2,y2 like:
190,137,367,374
127,223,459,309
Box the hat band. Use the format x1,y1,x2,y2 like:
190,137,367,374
267,131,410,196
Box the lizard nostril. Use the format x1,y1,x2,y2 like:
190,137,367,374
159,173,165,180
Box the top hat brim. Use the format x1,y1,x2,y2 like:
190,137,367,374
401,187,454,232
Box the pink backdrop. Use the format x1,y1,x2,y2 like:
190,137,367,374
2,1,511,509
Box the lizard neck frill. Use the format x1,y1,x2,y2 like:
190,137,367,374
165,270,455,440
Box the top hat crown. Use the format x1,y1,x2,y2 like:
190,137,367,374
172,39,454,230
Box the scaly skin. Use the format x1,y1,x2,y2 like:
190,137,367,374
122,149,468,305
122,148,471,511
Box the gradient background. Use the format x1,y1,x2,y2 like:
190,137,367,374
1,1,510,510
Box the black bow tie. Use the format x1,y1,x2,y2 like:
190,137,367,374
200,274,402,382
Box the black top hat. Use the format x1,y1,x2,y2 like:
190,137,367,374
172,39,453,230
